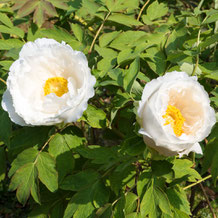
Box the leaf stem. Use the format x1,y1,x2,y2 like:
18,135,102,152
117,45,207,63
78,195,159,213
88,11,111,54
192,29,201,76
137,0,150,21
183,175,212,190
0,78,6,85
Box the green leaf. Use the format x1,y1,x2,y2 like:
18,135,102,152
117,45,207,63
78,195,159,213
172,159,201,182
71,23,84,42
99,31,120,47
105,0,139,12
48,132,75,182
146,1,168,21
90,180,109,208
47,0,68,10
108,13,142,27
124,192,138,214
83,105,107,128
9,163,39,205
166,186,191,215
0,60,13,70
63,188,95,218
0,24,24,38
140,183,172,217
205,71,218,81
0,147,6,181
36,152,58,192
137,170,152,199
75,145,120,165
110,31,146,50
33,3,45,27
60,169,99,191
9,126,50,159
123,57,140,93
121,135,146,156
113,194,125,218
0,39,24,50
17,0,39,17
9,148,38,177
0,12,13,27
117,48,139,65
145,46,166,75
0,110,12,147
41,0,58,17
202,13,218,24
199,33,218,49
202,124,218,185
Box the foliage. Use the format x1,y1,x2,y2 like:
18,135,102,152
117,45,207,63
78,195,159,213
0,0,217,217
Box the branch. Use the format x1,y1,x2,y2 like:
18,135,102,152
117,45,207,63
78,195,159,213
88,11,111,54
0,78,6,85
183,175,212,190
199,183,216,218
137,0,150,21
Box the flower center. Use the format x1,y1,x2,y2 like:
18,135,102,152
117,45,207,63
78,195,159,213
162,105,185,137
44,77,68,97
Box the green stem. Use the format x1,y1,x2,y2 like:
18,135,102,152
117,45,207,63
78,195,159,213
137,0,150,21
0,78,6,85
191,29,201,76
88,11,111,54
183,175,212,190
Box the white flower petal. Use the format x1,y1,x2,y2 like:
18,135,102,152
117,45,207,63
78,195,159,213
1,90,27,126
138,71,216,157
2,38,96,126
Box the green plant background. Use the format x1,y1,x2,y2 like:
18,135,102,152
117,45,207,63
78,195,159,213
0,0,217,217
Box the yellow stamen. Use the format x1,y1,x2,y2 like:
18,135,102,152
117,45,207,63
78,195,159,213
44,77,68,97
162,105,185,137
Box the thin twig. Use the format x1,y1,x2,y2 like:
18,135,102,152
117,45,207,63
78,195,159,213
88,11,111,54
183,175,212,190
199,183,216,218
137,0,150,21
0,78,6,85
192,29,201,76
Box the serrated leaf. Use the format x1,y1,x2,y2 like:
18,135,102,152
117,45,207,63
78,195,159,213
202,13,218,24
108,13,142,27
166,186,191,215
146,1,168,21
9,163,39,205
0,60,13,70
105,0,139,12
123,57,140,93
172,159,201,182
36,152,58,192
9,148,38,177
83,105,107,128
0,12,13,27
99,31,120,47
0,110,12,147
140,183,172,217
137,170,152,198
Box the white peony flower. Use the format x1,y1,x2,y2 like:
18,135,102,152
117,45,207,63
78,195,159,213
1,38,96,126
137,71,216,157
